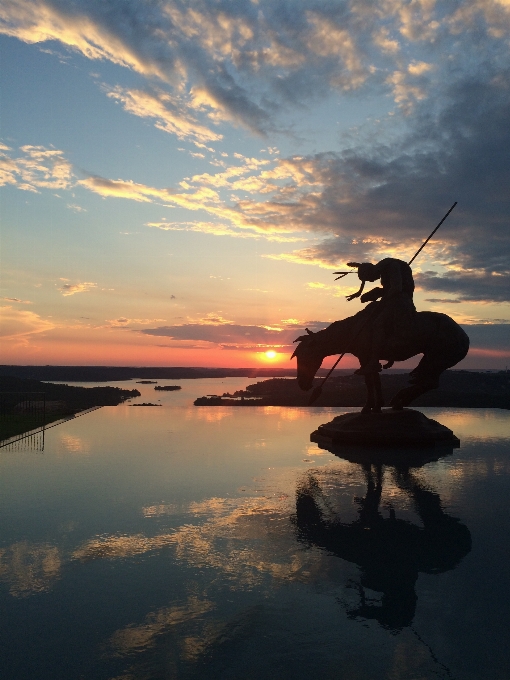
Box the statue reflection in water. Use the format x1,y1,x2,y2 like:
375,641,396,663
294,447,471,632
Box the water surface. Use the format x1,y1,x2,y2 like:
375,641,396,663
1,379,509,679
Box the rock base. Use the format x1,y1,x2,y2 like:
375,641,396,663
310,408,460,449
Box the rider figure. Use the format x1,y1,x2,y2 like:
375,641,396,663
345,258,416,375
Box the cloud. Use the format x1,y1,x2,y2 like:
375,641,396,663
57,280,97,296
220,344,292,351
0,0,168,77
1,296,32,304
265,243,341,269
0,305,54,338
417,272,510,303
424,298,462,304
78,175,170,203
304,12,367,90
0,143,73,192
78,175,232,218
105,85,222,144
190,80,273,135
306,281,349,297
155,341,215,350
139,318,327,349
385,69,429,114
107,317,165,327
77,152,337,239
78,161,312,238
146,220,305,242
460,324,510,352
6,0,506,138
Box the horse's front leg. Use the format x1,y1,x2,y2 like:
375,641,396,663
361,374,376,414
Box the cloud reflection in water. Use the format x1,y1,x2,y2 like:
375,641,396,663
0,541,61,597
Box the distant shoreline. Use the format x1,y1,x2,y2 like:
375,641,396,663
194,372,510,409
0,365,503,383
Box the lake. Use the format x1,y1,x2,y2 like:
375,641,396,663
1,378,510,680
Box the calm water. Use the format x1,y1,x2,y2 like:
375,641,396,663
1,378,510,680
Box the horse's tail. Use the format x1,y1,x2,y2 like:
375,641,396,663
411,313,470,384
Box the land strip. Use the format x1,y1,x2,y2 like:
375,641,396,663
0,376,140,441
0,366,302,382
194,371,510,409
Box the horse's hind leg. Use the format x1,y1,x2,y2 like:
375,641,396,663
389,376,439,410
361,375,375,414
389,350,445,409
372,372,384,412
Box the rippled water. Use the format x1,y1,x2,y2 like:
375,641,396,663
1,378,510,680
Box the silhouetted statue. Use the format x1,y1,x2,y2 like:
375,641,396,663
294,460,471,631
292,258,469,411
345,258,416,376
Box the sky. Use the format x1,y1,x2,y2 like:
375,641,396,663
1,0,509,369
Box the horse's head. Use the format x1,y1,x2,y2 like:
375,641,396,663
291,328,324,391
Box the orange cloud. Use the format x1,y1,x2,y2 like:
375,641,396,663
107,317,166,327
0,0,167,78
105,86,222,144
0,143,73,192
468,347,510,358
58,280,97,296
146,220,305,242
1,296,32,304
0,305,54,338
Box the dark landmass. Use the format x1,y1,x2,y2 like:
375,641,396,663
0,365,303,382
131,403,161,406
194,371,510,409
136,380,158,384
0,376,140,441
154,385,181,391
0,376,140,409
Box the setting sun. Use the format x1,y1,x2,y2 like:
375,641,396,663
264,350,277,360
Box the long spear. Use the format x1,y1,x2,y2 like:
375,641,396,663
307,201,458,405
408,201,457,265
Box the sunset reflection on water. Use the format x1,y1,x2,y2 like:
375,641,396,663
1,379,510,680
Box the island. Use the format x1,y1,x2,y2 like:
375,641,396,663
0,376,140,442
154,385,181,391
194,371,510,409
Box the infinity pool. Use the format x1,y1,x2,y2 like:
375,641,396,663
1,379,509,679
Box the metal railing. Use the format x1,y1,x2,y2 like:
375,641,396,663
1,429,45,452
0,392,46,448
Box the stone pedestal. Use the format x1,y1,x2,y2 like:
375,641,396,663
311,408,460,449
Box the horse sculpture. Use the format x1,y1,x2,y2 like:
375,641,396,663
292,302,469,412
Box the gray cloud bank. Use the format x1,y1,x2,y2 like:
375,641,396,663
3,0,510,136
264,69,510,303
462,325,510,352
140,320,510,357
140,320,327,349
